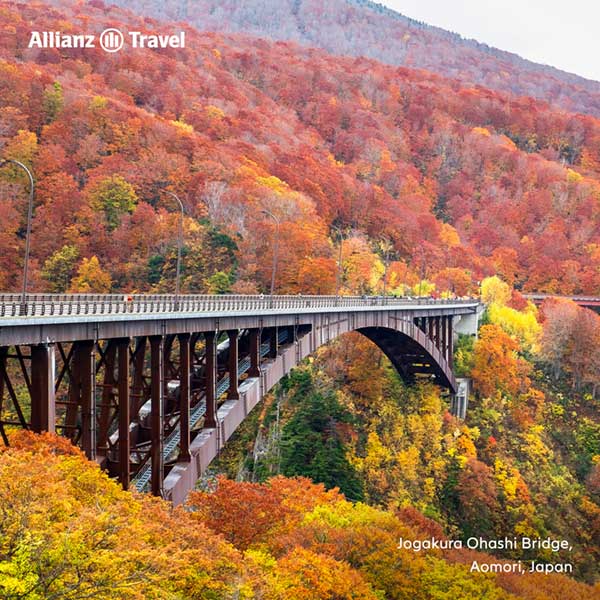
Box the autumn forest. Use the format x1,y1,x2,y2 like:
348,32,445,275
1,0,600,598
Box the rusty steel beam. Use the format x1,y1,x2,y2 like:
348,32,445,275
204,331,217,429
117,338,130,489
64,356,80,443
248,329,261,377
227,330,239,400
30,344,56,434
150,335,164,497
178,332,191,462
96,340,116,455
75,341,96,459
0,347,31,432
447,316,454,369
130,337,147,415
441,316,447,361
269,326,278,359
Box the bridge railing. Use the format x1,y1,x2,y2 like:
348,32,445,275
0,293,479,319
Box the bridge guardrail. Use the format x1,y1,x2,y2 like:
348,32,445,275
0,294,479,319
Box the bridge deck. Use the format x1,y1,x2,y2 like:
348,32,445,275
0,293,479,321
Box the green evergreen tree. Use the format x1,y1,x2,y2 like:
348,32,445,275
41,245,79,292
280,374,364,501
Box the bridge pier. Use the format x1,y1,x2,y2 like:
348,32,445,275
178,333,191,462
204,331,217,429
117,338,130,489
447,317,454,369
30,343,56,434
150,335,164,497
434,316,441,347
71,340,96,460
248,328,261,377
269,326,278,358
227,330,239,400
97,340,116,457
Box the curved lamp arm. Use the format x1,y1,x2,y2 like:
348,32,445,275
0,159,34,311
160,190,185,300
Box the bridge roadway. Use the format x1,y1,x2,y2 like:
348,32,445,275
524,294,600,311
0,294,481,504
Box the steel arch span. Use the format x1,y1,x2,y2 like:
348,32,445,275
163,310,468,504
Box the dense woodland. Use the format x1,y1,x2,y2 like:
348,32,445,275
1,1,600,295
1,0,600,597
214,278,600,585
102,0,600,118
2,280,600,597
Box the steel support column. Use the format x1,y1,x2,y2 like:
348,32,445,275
30,344,56,434
150,335,164,497
227,330,239,400
248,329,261,377
447,316,454,369
74,340,96,459
178,333,191,462
269,326,278,359
117,339,130,489
97,341,116,455
204,331,217,429
441,316,448,362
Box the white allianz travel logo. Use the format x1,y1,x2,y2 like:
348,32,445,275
28,29,186,52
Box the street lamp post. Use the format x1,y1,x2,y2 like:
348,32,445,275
331,225,345,299
161,190,185,307
0,159,35,315
378,238,393,305
261,209,280,298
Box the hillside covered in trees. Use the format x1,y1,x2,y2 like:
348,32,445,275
1,0,600,596
2,426,600,599
1,1,600,296
102,0,600,118
213,277,600,586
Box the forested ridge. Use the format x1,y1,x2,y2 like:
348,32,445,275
3,281,600,597
1,1,600,295
99,0,600,119
1,1,600,597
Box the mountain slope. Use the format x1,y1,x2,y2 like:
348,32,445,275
100,0,600,117
1,0,600,296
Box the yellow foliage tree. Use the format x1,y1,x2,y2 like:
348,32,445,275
69,256,112,293
481,275,511,306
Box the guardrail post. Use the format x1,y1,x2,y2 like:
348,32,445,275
178,333,191,462
204,331,217,429
30,343,56,434
150,335,164,497
227,330,239,400
117,338,130,489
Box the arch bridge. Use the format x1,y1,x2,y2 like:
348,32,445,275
0,294,481,504
524,294,600,313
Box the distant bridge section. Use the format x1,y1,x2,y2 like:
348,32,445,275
524,294,600,311
0,294,482,504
